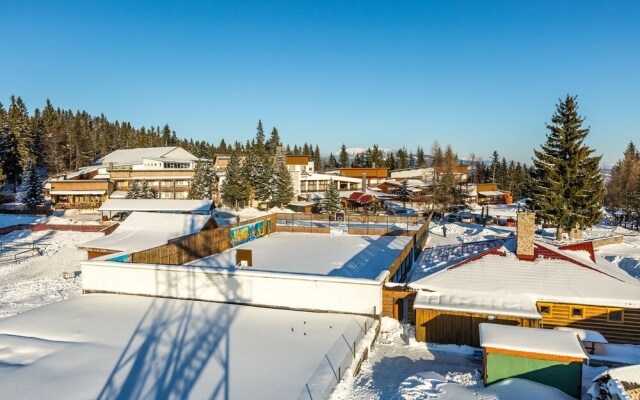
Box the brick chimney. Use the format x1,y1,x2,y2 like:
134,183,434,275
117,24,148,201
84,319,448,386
516,212,535,260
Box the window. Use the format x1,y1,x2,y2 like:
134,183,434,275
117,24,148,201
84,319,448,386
570,306,584,319
538,303,552,317
607,308,624,323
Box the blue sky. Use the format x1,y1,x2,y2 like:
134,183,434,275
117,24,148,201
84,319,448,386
1,1,638,165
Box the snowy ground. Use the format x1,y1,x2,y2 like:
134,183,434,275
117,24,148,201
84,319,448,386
331,318,602,400
0,210,102,228
0,229,101,319
214,206,292,226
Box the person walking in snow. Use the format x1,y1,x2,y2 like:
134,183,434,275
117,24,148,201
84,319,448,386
442,225,447,237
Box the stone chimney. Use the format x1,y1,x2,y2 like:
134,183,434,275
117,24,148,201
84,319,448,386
361,173,367,191
516,212,535,260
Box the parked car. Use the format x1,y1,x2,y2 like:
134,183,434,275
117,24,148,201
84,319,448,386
111,211,129,221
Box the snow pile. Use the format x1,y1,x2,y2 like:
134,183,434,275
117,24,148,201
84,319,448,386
268,206,293,214
331,317,576,399
0,230,101,319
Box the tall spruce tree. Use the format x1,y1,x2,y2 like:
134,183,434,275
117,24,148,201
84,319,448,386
221,152,250,209
273,161,294,208
532,95,604,239
19,163,44,209
313,145,323,172
189,161,217,199
397,180,411,210
320,178,343,214
265,127,281,154
338,144,349,168
0,122,22,189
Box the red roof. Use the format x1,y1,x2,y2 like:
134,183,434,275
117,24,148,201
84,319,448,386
359,195,373,203
348,192,364,201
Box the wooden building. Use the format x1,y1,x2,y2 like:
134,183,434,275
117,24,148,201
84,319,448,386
338,167,388,185
408,212,640,346
50,180,114,209
48,147,209,209
480,323,587,398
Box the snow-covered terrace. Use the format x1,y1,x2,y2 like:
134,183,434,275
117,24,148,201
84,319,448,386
187,232,412,278
0,294,374,400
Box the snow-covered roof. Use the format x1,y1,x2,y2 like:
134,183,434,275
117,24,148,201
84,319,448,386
109,190,128,199
50,190,106,195
0,293,372,400
553,327,608,343
79,211,211,252
478,190,506,196
414,290,541,319
479,323,587,359
96,147,199,166
301,173,362,183
99,199,214,212
188,232,412,279
409,239,640,313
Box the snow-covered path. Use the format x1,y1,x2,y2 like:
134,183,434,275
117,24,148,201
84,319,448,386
0,229,101,319
330,318,582,399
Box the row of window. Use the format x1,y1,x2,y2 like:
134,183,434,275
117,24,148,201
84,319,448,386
538,303,624,323
163,162,191,169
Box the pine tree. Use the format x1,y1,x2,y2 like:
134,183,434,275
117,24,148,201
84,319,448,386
189,161,217,199
532,95,605,239
339,144,349,168
8,96,32,168
0,122,22,189
19,163,44,209
606,141,640,210
126,180,142,199
273,161,294,207
385,152,397,170
416,146,426,167
221,152,250,209
320,179,343,214
326,153,339,170
490,151,500,183
266,127,281,154
139,180,156,199
397,180,411,209
313,145,323,172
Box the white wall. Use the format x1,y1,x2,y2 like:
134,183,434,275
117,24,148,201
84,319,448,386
81,261,386,315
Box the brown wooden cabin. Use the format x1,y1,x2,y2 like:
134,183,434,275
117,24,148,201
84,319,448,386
50,180,114,209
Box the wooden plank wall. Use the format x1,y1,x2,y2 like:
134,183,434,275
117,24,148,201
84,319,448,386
130,214,277,265
539,302,640,344
415,309,539,347
382,288,416,324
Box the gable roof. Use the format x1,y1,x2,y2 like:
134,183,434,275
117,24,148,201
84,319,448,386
410,239,640,315
96,147,198,166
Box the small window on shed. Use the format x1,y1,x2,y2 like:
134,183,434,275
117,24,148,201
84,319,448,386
538,303,552,316
570,306,584,319
608,309,624,322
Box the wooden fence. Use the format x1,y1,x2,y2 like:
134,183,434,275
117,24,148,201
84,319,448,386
130,214,277,265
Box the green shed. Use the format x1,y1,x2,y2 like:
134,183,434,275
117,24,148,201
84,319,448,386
479,323,587,398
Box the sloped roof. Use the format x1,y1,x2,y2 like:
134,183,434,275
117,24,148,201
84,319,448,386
79,212,211,252
96,147,197,165
410,239,640,312
480,323,587,359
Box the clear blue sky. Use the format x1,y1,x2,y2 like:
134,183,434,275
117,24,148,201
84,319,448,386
2,1,638,165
